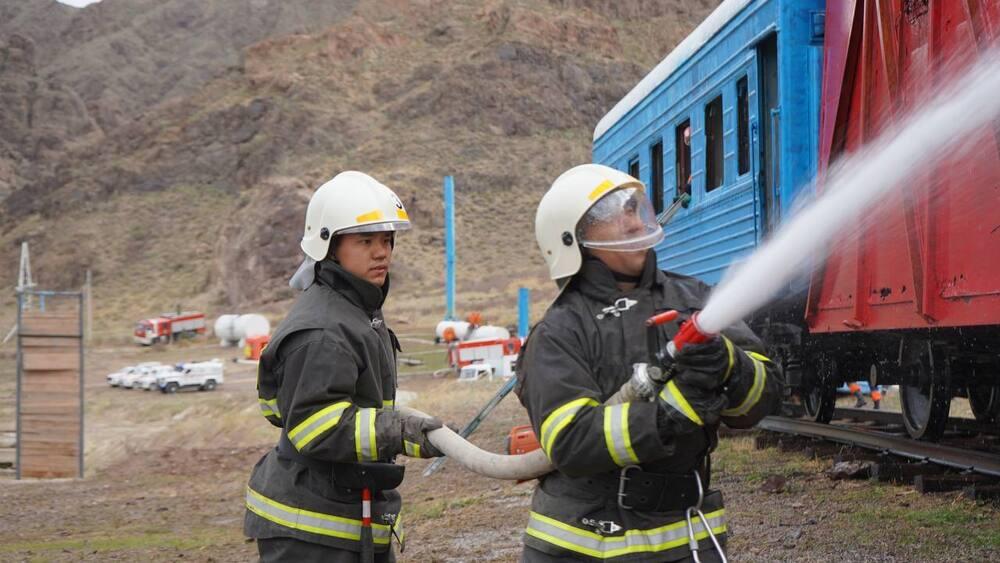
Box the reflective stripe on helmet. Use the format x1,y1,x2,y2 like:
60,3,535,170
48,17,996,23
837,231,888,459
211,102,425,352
658,380,703,426
603,403,639,466
287,401,351,451
525,509,725,559
722,352,768,417
245,486,394,544
355,407,378,461
540,397,599,457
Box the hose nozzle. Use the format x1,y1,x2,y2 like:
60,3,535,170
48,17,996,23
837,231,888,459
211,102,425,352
645,310,716,359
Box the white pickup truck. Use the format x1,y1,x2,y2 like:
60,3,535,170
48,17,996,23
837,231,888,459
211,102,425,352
107,362,162,387
156,359,224,393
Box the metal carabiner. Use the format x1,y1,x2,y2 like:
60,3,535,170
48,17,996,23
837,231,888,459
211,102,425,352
684,470,728,563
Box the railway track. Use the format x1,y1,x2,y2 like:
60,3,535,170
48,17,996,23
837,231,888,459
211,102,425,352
757,416,1000,478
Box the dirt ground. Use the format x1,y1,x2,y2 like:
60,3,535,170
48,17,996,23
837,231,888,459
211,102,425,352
0,336,998,562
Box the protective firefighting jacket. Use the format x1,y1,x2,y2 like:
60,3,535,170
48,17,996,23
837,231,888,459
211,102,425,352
245,260,405,553
516,252,781,562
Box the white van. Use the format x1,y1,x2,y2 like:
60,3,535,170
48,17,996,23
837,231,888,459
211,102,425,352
157,359,224,393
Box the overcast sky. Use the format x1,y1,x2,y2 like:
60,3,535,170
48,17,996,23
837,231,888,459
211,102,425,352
57,0,103,7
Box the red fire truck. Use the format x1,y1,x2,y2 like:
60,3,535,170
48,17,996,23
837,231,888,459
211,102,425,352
133,312,207,345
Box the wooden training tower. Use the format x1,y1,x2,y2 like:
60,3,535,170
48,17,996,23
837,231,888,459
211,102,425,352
16,290,84,479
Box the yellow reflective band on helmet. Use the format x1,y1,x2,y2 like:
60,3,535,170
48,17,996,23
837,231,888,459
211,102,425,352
356,209,384,223
246,487,393,544
404,440,421,458
355,408,378,461
659,380,703,426
540,397,599,457
396,208,409,220
723,353,767,417
287,401,351,451
525,509,726,559
721,337,736,383
603,403,640,467
259,397,281,419
382,399,395,409
588,179,616,201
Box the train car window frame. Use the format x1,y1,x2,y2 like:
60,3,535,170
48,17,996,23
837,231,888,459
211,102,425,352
674,119,692,201
704,94,724,192
628,156,640,180
649,138,664,214
737,75,750,177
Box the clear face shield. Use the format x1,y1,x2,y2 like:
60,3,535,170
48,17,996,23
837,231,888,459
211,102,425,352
337,220,411,235
576,187,664,252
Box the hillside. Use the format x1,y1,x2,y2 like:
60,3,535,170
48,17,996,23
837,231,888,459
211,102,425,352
0,0,720,337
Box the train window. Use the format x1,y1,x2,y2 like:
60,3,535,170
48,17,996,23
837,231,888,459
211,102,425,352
628,157,639,179
650,139,664,213
705,95,724,191
737,76,750,176
674,120,691,198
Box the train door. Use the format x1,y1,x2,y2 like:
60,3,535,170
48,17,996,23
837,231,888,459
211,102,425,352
757,33,780,235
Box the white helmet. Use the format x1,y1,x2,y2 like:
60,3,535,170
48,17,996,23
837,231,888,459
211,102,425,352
300,171,411,261
535,164,663,280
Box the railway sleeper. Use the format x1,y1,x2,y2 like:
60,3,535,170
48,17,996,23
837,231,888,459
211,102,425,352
914,473,999,494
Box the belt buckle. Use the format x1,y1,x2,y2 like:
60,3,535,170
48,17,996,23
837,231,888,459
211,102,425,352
618,465,641,510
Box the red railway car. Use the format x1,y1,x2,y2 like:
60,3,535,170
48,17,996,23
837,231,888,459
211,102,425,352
800,0,1000,439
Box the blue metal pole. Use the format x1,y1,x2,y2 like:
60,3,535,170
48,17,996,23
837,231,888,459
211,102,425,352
444,176,456,320
518,287,530,338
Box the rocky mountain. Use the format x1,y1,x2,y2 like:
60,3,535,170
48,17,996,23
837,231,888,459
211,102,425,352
0,0,719,336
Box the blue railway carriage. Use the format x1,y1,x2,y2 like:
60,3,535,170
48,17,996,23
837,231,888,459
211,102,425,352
593,0,825,285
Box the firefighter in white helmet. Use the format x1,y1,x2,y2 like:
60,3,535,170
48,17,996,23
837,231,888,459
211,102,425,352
245,171,443,562
515,164,782,562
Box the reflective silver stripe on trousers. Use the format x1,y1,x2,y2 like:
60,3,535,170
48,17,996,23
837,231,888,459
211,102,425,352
357,408,377,461
526,510,725,559
245,487,391,544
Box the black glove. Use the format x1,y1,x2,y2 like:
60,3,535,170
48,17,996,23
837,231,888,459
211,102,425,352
673,336,736,391
656,380,727,437
400,413,445,458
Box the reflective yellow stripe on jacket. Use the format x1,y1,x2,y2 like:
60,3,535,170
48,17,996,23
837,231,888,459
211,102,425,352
658,381,703,426
246,486,398,544
287,401,351,451
722,352,769,417
525,509,726,559
603,403,639,466
540,397,599,457
355,408,378,461
259,397,280,419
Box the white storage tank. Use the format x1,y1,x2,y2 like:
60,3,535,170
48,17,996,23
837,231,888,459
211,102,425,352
435,320,471,342
466,325,510,341
214,314,271,347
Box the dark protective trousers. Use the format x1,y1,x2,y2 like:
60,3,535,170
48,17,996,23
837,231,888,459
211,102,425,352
521,545,726,563
258,537,396,563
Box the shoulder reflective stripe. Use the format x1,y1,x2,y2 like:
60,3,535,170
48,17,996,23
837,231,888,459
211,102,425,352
382,399,395,409
603,403,640,466
355,408,378,461
721,337,736,383
259,397,281,419
287,401,351,450
404,440,421,458
723,353,767,417
246,487,392,544
525,510,725,559
658,381,703,426
540,397,599,456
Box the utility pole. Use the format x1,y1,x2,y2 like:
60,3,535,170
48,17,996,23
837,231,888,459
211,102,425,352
84,269,93,343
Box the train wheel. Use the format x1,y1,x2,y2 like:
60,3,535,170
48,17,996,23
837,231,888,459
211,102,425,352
968,384,1000,424
899,350,950,441
802,355,836,424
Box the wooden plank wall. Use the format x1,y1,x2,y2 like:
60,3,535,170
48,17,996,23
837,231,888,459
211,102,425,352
18,310,82,479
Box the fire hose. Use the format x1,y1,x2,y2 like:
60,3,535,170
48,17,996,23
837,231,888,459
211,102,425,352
405,310,715,481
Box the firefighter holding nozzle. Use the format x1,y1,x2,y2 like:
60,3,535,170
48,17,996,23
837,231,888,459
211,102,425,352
516,164,783,562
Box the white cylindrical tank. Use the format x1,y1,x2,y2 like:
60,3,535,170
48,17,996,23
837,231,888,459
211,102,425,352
214,314,239,346
235,314,271,339
214,314,271,346
435,320,471,342
466,325,510,341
